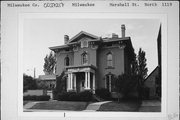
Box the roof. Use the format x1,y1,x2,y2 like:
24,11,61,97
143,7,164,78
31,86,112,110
68,31,99,43
102,37,130,42
145,66,159,82
38,74,56,81
65,64,97,70
49,44,69,50
49,31,134,54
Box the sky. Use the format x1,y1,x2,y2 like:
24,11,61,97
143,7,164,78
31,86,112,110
23,18,160,78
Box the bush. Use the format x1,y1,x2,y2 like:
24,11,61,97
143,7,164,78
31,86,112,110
69,93,80,101
23,95,50,101
57,92,75,101
95,88,111,100
79,91,92,102
57,91,92,102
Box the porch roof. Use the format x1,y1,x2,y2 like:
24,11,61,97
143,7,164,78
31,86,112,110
65,64,97,73
65,64,97,70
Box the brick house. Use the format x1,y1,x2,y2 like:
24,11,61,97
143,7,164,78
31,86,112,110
50,25,135,94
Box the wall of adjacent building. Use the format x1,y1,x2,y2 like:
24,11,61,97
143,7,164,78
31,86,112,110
144,67,159,98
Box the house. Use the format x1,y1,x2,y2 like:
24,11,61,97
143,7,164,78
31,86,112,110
38,74,56,89
49,24,135,94
144,25,161,99
144,66,160,99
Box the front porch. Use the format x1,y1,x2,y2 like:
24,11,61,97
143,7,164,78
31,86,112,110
65,65,96,93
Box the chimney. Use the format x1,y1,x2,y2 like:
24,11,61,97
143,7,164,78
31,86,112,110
64,35,69,44
112,33,118,38
121,24,126,38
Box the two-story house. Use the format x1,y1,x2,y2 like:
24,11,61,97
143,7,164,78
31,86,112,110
50,24,135,94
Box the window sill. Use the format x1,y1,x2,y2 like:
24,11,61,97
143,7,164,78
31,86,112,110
105,66,115,69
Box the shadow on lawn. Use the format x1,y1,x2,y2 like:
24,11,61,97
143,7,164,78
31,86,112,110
29,101,90,111
97,100,141,111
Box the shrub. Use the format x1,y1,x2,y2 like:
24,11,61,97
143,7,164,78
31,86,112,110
57,92,75,101
95,88,111,100
79,91,92,102
23,95,50,101
57,91,93,102
69,93,80,101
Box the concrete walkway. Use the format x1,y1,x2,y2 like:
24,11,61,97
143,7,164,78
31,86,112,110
23,101,112,112
84,101,111,111
24,102,40,109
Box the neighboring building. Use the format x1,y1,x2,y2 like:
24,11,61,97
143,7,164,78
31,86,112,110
144,66,160,99
50,25,135,94
144,25,161,99
38,74,56,90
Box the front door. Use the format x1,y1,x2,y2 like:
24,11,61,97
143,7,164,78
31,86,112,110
76,72,85,93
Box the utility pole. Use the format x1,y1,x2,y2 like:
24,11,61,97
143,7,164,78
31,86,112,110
34,67,36,79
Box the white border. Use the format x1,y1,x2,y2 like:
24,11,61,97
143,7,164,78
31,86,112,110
18,13,167,118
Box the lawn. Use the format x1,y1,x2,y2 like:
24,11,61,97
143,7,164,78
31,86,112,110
98,100,141,111
23,101,29,105
30,101,89,111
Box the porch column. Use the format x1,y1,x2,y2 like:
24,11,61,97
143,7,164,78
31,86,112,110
87,72,90,89
74,74,76,90
85,72,87,89
93,73,95,94
67,73,70,91
70,73,73,89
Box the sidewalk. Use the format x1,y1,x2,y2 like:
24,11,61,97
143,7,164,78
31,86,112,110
83,101,111,111
138,100,161,112
24,102,40,109
23,101,112,112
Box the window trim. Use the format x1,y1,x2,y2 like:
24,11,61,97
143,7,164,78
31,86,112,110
81,52,88,65
106,52,113,68
81,40,88,48
105,74,116,92
64,56,70,66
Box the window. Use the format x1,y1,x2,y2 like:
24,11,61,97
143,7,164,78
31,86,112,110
105,74,116,92
82,52,88,65
107,53,113,67
82,81,85,87
81,41,88,48
65,56,70,66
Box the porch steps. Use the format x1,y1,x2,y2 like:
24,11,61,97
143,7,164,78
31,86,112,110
92,94,104,102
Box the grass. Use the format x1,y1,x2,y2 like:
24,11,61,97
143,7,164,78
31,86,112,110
30,101,89,111
23,101,29,105
98,100,141,111
138,106,161,112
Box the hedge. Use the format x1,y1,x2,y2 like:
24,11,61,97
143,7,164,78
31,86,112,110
57,91,92,102
23,95,50,101
95,88,111,100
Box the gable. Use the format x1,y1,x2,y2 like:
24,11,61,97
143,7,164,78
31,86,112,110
68,31,99,43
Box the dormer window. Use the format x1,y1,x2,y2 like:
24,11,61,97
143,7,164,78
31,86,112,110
81,41,88,48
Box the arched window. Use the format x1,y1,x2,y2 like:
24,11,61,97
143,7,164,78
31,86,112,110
107,53,113,67
65,56,70,66
105,74,116,92
82,52,88,65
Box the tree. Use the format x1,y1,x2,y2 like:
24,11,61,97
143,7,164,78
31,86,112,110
23,74,37,92
53,71,67,99
131,53,139,75
137,48,148,83
115,74,139,101
43,51,56,75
